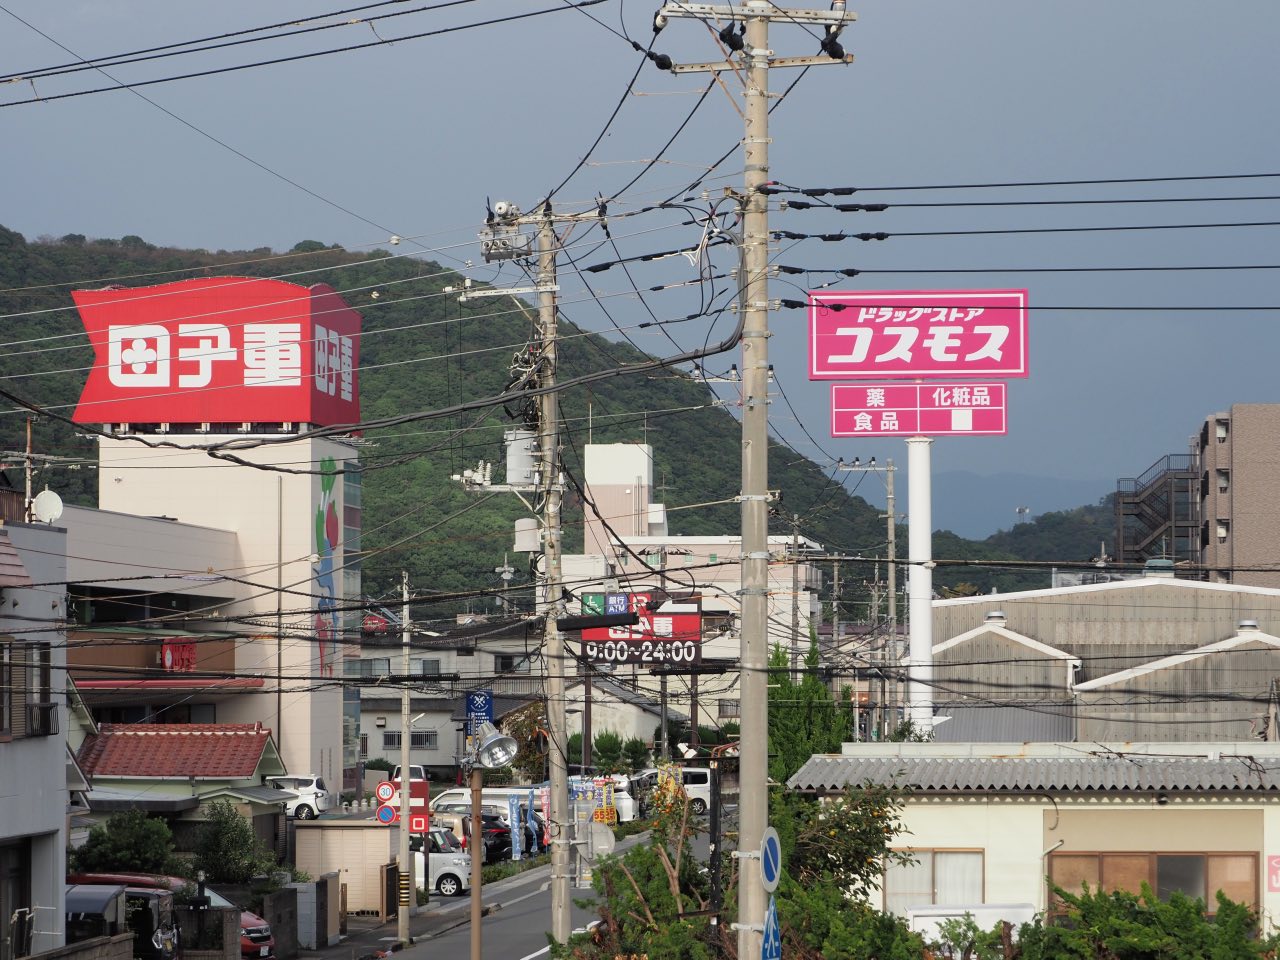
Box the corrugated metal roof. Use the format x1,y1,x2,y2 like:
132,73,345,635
787,755,1280,794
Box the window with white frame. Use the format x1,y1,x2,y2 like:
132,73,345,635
884,850,984,914
415,658,441,676
382,731,401,749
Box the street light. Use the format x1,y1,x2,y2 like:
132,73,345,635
467,721,518,960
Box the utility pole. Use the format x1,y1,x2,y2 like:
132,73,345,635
398,572,412,946
658,4,854,956
790,513,801,678
839,456,896,734
454,198,592,943
534,208,572,945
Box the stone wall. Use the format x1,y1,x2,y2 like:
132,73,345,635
29,933,132,960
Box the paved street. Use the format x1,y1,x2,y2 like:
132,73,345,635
303,832,652,960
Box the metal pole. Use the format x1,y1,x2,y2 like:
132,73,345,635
583,664,593,772
737,4,772,955
536,209,572,945
905,439,933,726
790,513,801,678
276,477,284,747
469,765,484,960
885,459,897,726
23,416,32,521
398,573,412,944
659,675,669,761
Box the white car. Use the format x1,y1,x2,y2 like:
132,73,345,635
269,775,331,820
411,829,471,897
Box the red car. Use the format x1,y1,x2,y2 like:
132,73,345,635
67,873,275,960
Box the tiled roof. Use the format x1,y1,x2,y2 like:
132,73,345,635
77,722,273,779
787,755,1280,794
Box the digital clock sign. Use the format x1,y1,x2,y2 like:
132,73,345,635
580,593,702,666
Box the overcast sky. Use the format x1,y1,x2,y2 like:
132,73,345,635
4,1,1279,536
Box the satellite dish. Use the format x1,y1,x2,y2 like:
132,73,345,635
31,489,63,524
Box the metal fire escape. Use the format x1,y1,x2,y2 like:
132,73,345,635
1115,454,1201,570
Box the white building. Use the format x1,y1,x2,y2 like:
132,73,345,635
0,521,69,960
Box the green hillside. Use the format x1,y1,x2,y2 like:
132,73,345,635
0,226,1110,615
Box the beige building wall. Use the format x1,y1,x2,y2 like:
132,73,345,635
95,434,359,784
1200,405,1280,589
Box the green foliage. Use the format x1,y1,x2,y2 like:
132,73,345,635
622,736,650,772
768,632,852,783
776,879,925,960
554,802,721,960
192,800,276,884
1014,883,1280,960
503,702,549,782
70,809,183,875
592,730,624,773
933,914,1008,960
363,757,394,772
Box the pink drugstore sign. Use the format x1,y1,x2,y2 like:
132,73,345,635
809,289,1028,380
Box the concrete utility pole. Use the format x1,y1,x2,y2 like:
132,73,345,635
658,4,854,956
534,208,573,945
398,572,412,945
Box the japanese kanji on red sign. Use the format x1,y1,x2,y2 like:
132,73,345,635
831,383,1008,437
72,277,361,426
808,289,1028,380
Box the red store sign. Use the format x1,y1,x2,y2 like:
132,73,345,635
72,277,361,427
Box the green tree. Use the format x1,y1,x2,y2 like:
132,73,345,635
768,631,852,783
592,731,624,773
193,800,276,884
622,736,650,772
70,809,182,874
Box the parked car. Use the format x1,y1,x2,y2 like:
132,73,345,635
410,831,471,897
268,774,331,820
68,873,275,960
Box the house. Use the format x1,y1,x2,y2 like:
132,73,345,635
789,740,1280,929
75,722,292,853
0,519,70,960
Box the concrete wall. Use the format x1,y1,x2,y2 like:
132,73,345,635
29,933,132,960
1,523,69,955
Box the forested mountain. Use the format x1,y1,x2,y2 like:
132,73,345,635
0,226,1111,615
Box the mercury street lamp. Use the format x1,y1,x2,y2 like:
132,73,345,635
468,721,518,960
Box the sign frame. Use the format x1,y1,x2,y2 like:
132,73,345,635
809,288,1029,380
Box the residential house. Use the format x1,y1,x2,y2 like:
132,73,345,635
75,722,291,853
789,741,1280,930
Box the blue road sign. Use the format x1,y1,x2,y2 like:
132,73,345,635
760,826,782,893
467,689,493,734
762,895,782,960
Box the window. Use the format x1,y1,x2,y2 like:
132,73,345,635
1049,853,1256,911
1217,519,1230,543
1216,419,1229,443
345,658,390,678
718,699,741,719
884,850,984,914
383,732,401,749
1217,469,1230,493
495,654,531,674
415,658,441,676
0,642,10,737
410,731,438,750
359,734,369,758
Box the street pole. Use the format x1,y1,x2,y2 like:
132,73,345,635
905,437,933,727
535,208,572,945
469,765,484,960
884,458,897,733
790,513,801,678
398,572,412,944
656,4,854,955
736,11,772,951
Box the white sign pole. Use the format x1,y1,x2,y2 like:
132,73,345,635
905,436,934,729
